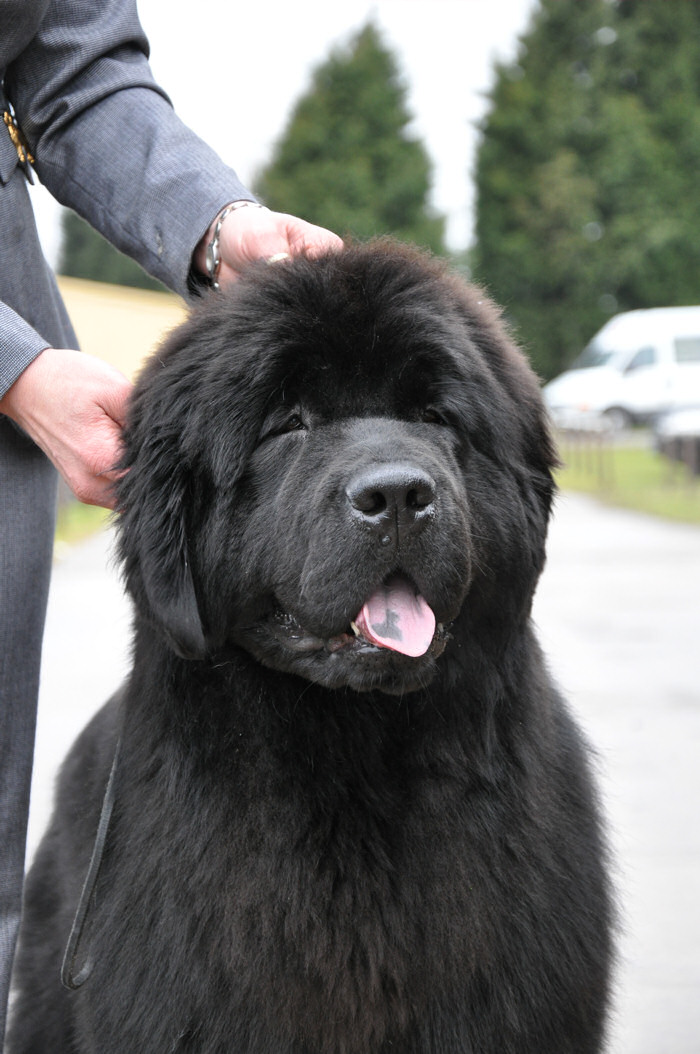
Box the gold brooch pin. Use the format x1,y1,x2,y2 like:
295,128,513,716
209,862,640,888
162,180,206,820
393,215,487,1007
3,109,34,165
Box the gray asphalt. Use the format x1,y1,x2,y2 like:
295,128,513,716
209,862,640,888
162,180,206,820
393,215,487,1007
28,491,700,1054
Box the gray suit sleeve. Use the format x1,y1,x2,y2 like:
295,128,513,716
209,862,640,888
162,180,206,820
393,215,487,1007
0,304,50,399
6,0,256,299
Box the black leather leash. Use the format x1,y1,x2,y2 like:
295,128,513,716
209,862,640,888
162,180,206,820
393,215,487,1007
61,737,121,990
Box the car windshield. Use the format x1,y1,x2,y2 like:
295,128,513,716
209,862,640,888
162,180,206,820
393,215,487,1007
571,341,617,369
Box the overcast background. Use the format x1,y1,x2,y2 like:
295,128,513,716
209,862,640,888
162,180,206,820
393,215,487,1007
29,0,538,267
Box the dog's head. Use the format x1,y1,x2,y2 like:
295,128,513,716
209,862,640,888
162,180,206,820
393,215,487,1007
116,241,557,694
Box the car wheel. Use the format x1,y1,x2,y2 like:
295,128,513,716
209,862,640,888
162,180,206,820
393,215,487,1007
602,406,632,431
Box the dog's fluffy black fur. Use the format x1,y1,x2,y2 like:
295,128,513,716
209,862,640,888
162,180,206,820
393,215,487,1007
10,241,612,1053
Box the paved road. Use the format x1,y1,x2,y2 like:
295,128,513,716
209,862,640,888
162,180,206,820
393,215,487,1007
28,492,700,1053
533,493,700,1054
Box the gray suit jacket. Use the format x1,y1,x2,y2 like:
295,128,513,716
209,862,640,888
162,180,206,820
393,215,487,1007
0,0,253,397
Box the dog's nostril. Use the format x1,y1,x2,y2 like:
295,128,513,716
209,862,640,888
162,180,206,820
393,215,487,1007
407,485,433,511
353,489,388,517
346,465,436,529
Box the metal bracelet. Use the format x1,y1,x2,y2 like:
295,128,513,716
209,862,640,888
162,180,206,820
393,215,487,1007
205,201,265,289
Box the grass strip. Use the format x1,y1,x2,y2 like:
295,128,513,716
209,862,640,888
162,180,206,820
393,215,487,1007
54,501,111,551
556,437,700,525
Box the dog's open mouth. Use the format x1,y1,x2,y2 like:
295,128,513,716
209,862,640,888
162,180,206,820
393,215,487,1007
267,575,448,659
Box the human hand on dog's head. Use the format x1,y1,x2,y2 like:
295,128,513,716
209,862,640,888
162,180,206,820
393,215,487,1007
194,201,343,287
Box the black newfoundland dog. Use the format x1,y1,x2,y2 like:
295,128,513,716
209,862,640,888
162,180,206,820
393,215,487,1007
10,242,612,1053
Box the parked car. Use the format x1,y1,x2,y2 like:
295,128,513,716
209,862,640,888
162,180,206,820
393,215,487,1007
543,306,700,430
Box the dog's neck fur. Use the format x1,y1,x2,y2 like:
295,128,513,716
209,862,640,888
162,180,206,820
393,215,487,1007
122,614,551,800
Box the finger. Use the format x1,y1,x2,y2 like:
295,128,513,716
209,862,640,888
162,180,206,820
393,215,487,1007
65,463,119,509
283,219,343,258
98,374,133,427
301,233,345,259
86,479,119,510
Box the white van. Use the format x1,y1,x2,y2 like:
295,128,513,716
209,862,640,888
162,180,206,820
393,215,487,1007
542,306,700,429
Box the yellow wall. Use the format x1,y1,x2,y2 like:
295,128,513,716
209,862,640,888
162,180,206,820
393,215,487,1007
56,276,187,382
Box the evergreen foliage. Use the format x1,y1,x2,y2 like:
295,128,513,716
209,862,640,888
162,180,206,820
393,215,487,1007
58,210,166,291
256,23,445,253
473,0,700,379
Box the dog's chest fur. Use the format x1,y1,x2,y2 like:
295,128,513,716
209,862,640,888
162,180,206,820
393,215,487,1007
99,665,495,1052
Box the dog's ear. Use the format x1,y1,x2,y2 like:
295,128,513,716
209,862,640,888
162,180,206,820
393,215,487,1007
114,283,271,658
116,429,208,661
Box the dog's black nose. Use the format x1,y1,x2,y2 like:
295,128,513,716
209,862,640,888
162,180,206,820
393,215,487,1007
346,464,436,543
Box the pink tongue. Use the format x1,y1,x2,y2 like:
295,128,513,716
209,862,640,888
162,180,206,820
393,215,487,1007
354,577,436,657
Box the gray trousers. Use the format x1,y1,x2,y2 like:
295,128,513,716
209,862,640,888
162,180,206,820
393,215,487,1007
0,418,57,1047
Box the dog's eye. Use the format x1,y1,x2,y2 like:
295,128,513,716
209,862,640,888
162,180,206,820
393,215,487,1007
421,406,448,426
281,412,305,433
261,410,307,441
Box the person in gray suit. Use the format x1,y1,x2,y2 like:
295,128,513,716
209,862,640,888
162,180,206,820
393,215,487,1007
0,1,341,1042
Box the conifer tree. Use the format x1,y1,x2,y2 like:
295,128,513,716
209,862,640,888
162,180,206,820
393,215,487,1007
256,23,445,253
58,24,445,285
473,0,700,379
